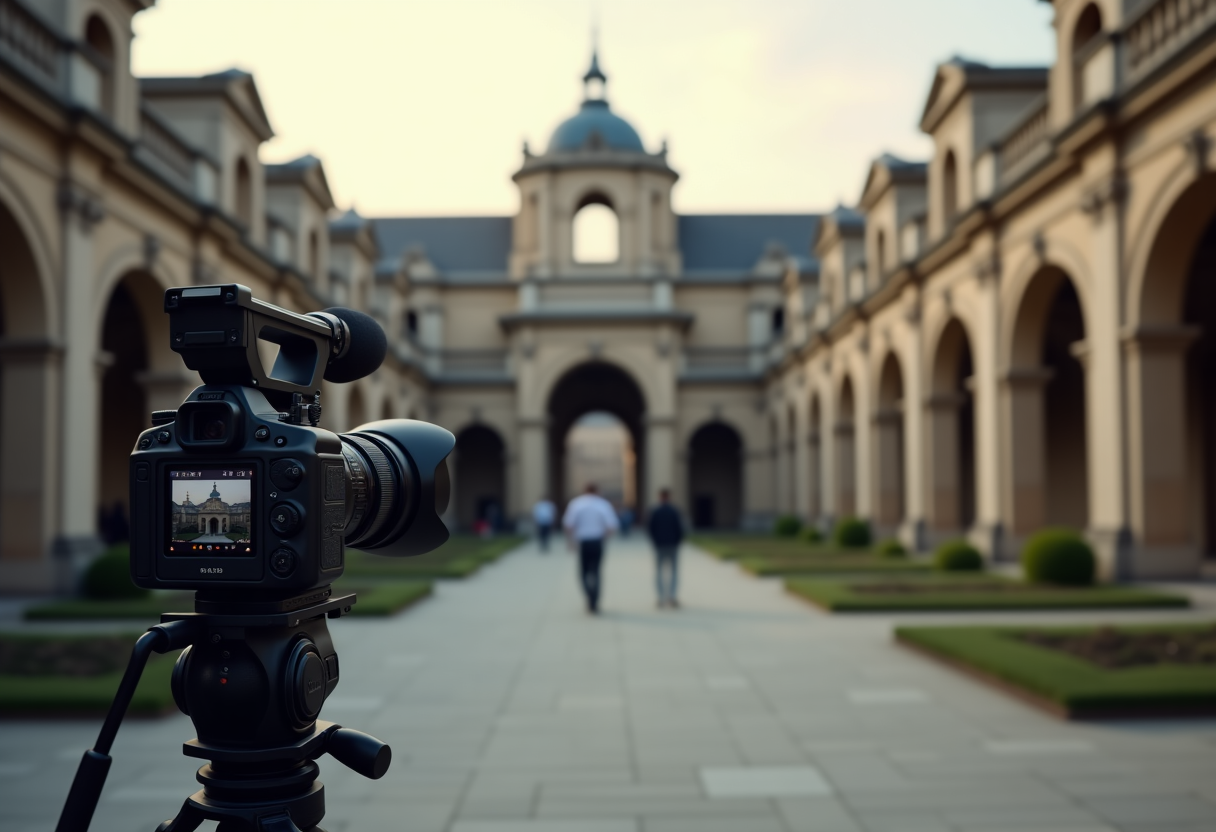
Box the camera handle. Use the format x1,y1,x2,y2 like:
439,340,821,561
55,619,198,832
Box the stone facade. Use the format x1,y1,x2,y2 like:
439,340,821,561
0,0,1213,592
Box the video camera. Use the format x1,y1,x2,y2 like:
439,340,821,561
129,283,453,601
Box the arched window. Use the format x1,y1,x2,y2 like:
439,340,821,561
1072,4,1104,109
84,14,115,119
771,307,785,337
942,150,959,226
235,157,253,228
308,229,320,279
875,229,887,280
572,193,619,264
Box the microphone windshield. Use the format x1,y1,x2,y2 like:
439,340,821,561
319,307,387,383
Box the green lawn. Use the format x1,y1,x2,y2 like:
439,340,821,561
0,633,177,716
334,580,432,617
692,534,927,575
897,624,1216,718
786,575,1190,612
24,592,195,622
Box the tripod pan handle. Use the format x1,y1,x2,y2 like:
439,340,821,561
325,727,391,779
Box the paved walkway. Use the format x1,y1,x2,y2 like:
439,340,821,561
4,539,1216,832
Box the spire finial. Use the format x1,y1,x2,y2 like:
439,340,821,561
583,41,607,101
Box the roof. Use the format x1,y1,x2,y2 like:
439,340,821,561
548,100,645,154
859,153,927,209
265,154,336,210
372,217,514,275
140,69,275,141
678,214,820,275
919,58,1049,134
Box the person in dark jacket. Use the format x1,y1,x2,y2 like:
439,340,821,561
647,489,685,609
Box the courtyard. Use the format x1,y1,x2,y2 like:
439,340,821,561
3,539,1215,832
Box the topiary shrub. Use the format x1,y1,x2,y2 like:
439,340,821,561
934,540,983,572
833,517,871,548
801,526,824,545
82,545,150,600
773,514,802,537
875,538,907,559
1022,527,1095,586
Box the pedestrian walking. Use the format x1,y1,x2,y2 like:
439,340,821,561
562,483,619,614
648,488,684,609
532,495,556,552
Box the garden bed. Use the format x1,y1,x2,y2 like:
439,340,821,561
343,534,524,579
0,633,177,717
786,576,1189,612
896,624,1216,719
740,557,928,576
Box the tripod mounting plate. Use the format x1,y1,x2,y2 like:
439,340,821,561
161,594,357,629
183,720,336,764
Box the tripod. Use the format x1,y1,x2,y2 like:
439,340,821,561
55,590,391,832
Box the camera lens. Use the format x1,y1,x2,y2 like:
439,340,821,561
339,420,454,558
202,419,228,441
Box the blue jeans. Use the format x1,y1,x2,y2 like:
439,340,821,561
655,545,678,601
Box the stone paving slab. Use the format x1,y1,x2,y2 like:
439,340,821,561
2,537,1215,832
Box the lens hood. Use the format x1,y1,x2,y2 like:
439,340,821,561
341,419,454,557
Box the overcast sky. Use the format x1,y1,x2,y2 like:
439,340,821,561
131,0,1056,217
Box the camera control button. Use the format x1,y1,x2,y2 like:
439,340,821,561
135,463,149,482
156,430,172,444
270,503,302,536
138,437,152,450
274,436,287,447
270,548,296,577
270,459,305,491
254,426,270,441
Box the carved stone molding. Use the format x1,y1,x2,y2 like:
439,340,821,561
1184,129,1211,175
143,234,161,270
57,180,105,232
1080,175,1127,220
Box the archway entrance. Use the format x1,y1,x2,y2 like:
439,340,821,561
565,412,634,507
547,362,645,515
808,394,822,519
453,425,507,531
835,377,857,518
875,353,905,530
209,518,219,535
1130,172,1216,571
929,319,976,533
99,278,152,545
688,422,742,529
0,196,52,572
1007,268,1089,535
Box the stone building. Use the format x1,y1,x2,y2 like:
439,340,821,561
0,0,1213,592
169,485,250,538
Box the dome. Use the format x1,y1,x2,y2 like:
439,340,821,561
547,100,645,154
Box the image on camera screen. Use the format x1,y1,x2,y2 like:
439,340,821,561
167,468,254,555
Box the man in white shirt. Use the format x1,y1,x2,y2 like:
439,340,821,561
532,496,556,553
562,483,620,614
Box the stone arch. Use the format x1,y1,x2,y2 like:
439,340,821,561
572,189,620,264
874,349,905,530
0,187,57,573
546,361,646,510
1004,265,1090,536
927,317,976,533
688,421,743,529
452,424,507,531
535,350,658,419
1125,170,1216,571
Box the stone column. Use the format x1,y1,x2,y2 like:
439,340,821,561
644,415,676,515
834,421,856,519
1000,368,1052,537
0,338,63,592
901,319,927,549
792,397,809,522
972,264,1004,558
55,183,106,589
517,417,549,527
774,417,790,515
1124,325,1201,577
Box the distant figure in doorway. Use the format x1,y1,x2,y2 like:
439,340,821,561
648,488,684,609
532,495,556,552
618,505,634,538
563,483,619,614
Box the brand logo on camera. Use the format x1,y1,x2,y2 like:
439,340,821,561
199,567,224,574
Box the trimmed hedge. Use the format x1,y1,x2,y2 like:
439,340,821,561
833,517,871,548
773,515,802,537
1023,528,1095,586
876,538,907,559
934,540,983,572
82,545,149,600
800,526,824,545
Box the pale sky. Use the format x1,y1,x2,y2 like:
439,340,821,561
131,0,1055,217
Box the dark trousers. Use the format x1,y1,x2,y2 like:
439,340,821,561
578,539,604,611
654,545,679,601
537,523,552,551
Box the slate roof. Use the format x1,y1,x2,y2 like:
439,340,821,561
372,217,513,275
678,214,820,275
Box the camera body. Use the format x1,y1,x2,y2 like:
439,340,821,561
130,384,347,596
128,284,454,600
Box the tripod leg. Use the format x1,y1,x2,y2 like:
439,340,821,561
255,813,308,832
154,799,207,832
